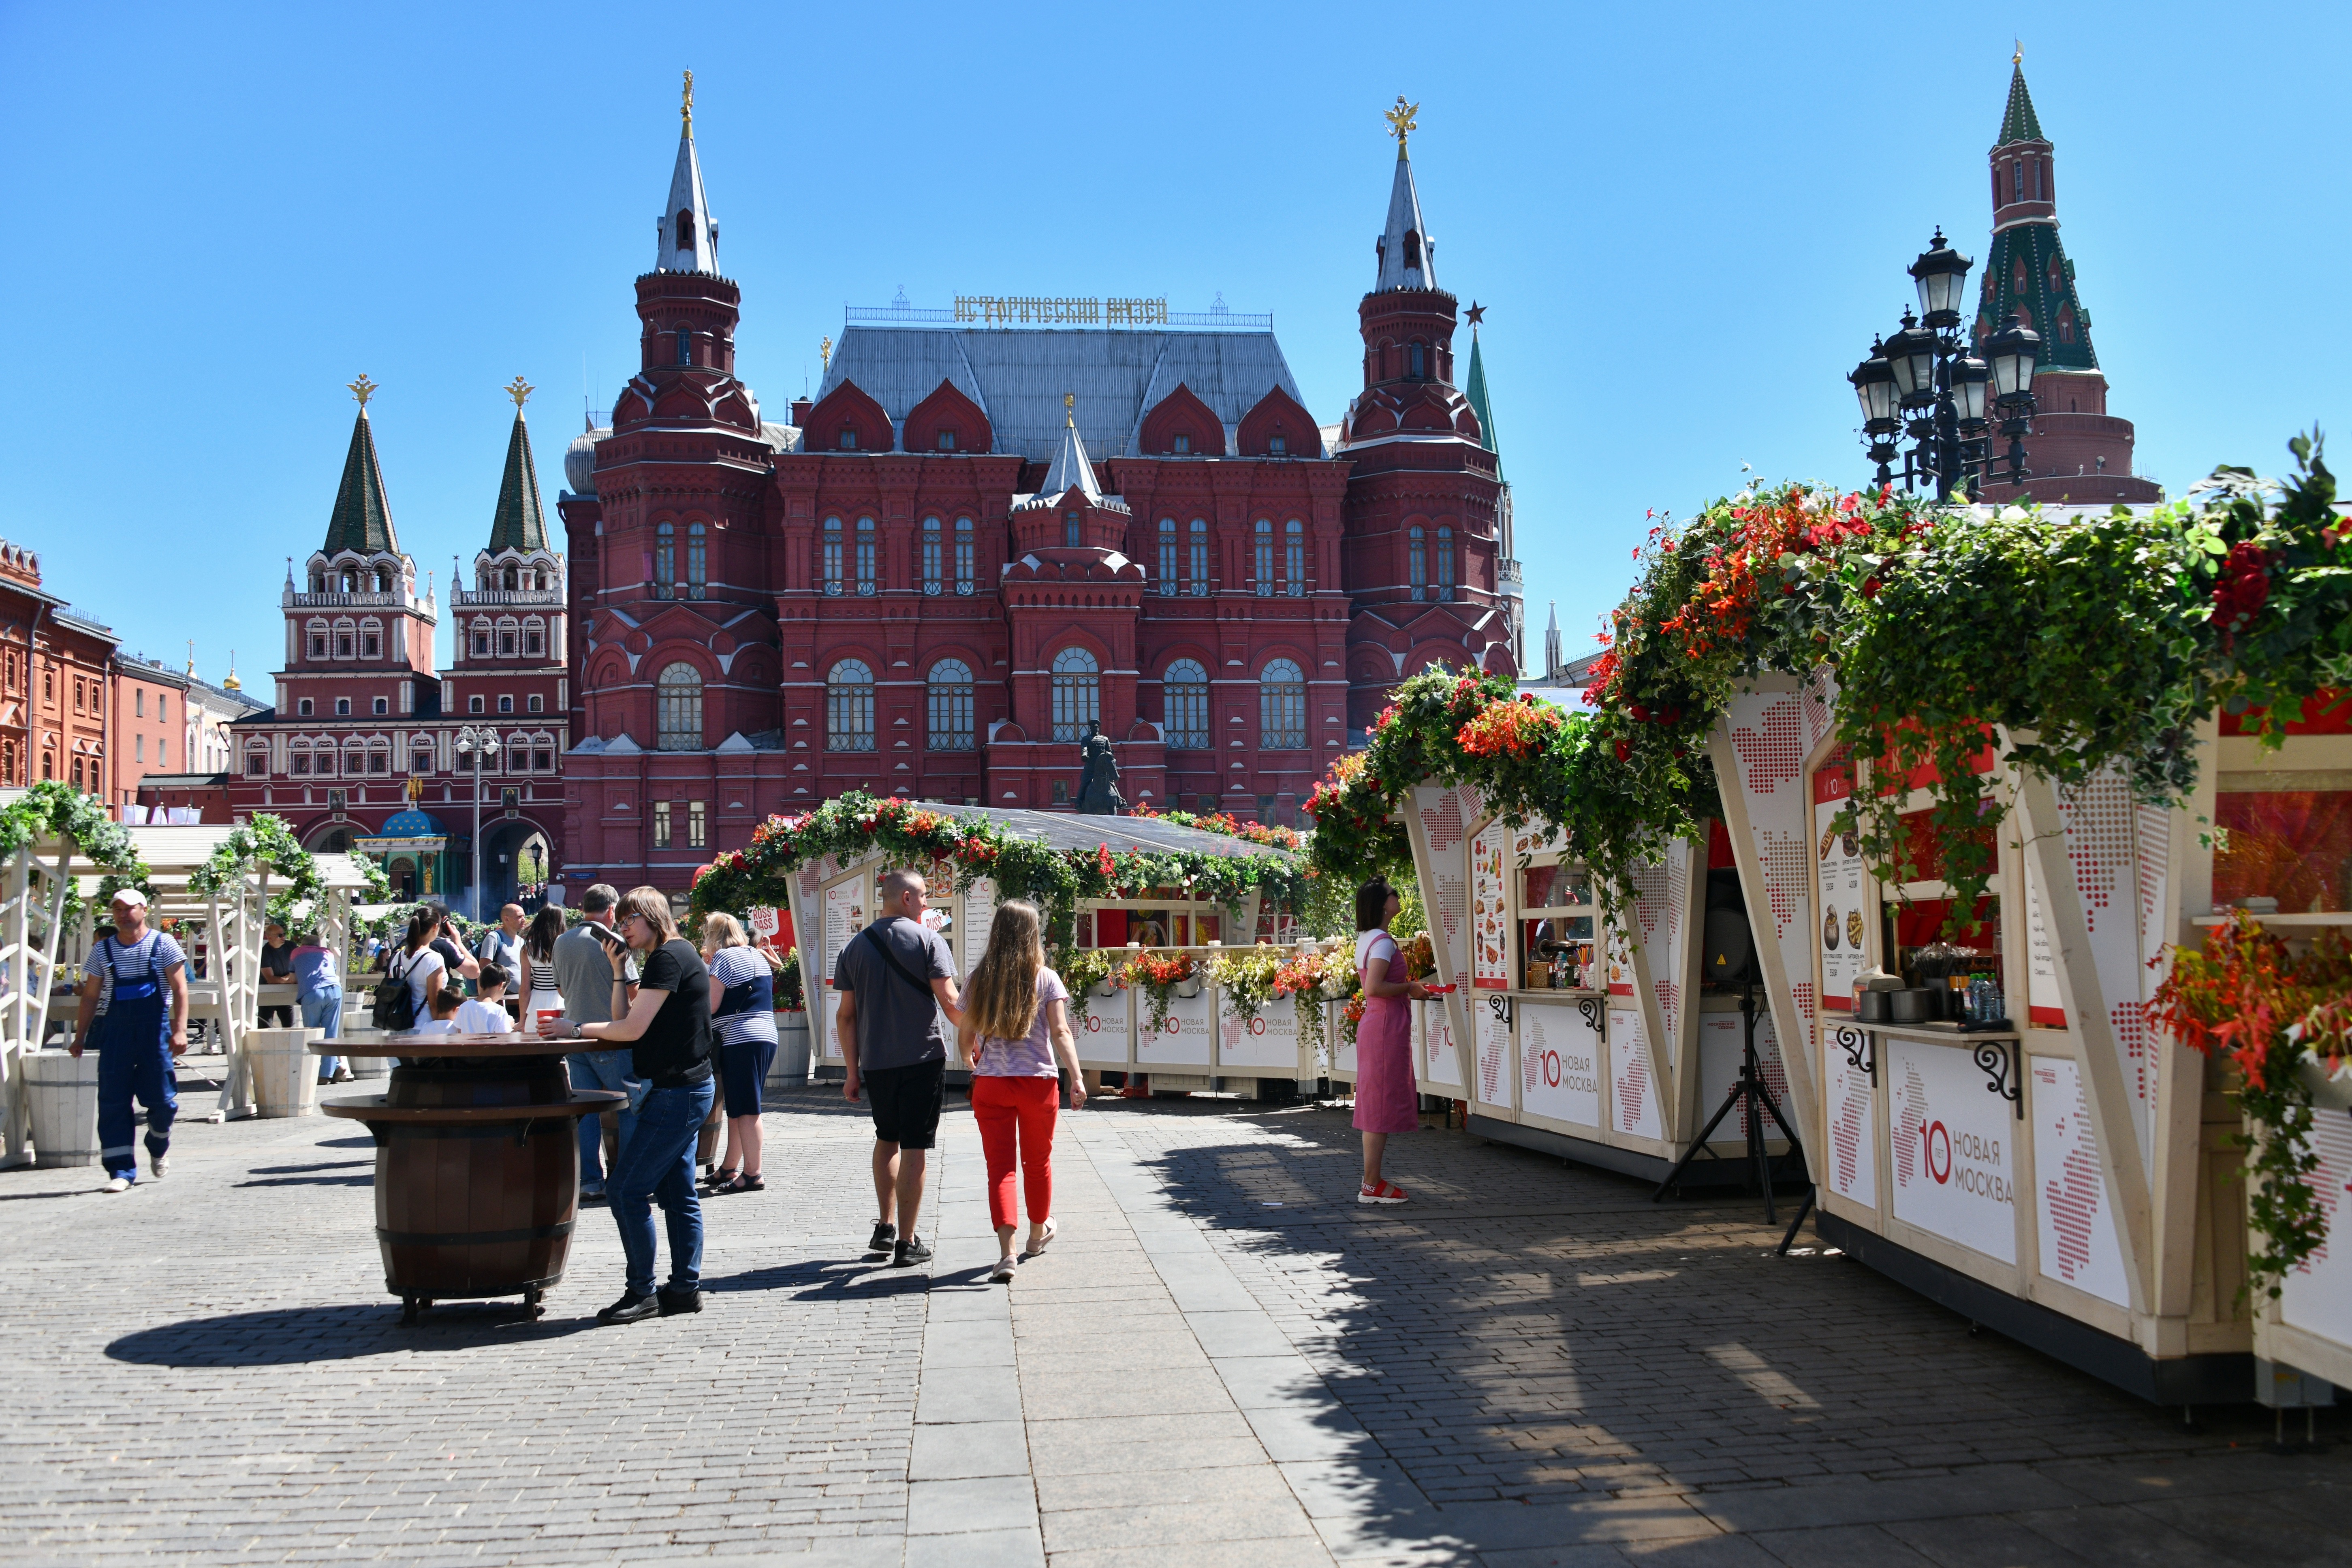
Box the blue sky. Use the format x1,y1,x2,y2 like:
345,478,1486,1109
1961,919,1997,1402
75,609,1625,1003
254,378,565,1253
2,1,2343,692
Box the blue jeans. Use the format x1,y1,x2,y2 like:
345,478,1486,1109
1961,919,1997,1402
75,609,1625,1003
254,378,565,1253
607,1077,713,1297
301,990,343,1079
568,1049,641,1186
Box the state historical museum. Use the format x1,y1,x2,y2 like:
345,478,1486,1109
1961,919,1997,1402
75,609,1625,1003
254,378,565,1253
559,92,1517,891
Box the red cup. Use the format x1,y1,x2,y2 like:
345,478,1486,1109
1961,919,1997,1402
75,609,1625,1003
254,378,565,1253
536,1008,566,1036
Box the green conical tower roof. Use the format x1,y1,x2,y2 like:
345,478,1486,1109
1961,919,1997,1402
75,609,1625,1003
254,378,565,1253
1994,61,2043,147
487,407,549,552
322,399,399,555
1463,327,1501,480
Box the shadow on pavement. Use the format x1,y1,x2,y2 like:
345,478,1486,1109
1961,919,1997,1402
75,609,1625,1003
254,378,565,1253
108,1301,602,1365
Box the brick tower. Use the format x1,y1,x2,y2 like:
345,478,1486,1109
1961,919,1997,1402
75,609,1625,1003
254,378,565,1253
1337,98,1511,733
1972,56,2162,504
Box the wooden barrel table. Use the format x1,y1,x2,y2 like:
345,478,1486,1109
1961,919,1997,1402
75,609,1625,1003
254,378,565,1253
320,1033,625,1323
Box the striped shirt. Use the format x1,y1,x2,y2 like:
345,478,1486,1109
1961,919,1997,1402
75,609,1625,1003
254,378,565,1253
707,946,778,1047
83,930,187,1015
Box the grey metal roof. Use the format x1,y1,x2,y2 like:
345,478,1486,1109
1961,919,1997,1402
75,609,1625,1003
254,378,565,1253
818,327,1311,462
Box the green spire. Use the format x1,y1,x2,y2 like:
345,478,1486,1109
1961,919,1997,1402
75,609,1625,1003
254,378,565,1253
1463,325,1501,479
487,408,549,552
322,402,399,555
1995,61,2043,147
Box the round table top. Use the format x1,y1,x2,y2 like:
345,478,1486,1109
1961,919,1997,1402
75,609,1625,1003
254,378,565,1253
310,1030,595,1059
322,1089,626,1123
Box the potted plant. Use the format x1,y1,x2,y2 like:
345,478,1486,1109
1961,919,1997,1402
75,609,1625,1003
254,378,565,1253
1124,951,1201,1036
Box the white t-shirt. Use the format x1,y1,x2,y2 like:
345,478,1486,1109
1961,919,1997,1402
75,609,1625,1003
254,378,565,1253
1355,929,1399,981
393,944,446,1019
454,998,512,1035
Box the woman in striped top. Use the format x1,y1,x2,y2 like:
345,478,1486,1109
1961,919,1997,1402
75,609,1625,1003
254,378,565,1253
701,912,778,1192
517,906,567,1025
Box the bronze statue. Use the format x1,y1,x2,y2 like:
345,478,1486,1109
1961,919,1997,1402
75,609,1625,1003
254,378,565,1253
1076,720,1125,815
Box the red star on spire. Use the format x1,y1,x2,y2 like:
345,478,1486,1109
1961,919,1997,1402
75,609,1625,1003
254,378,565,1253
1464,301,1486,327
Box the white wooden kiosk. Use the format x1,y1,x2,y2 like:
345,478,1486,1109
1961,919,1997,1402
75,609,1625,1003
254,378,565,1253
1704,673,2343,1404
1396,782,1796,1186
780,805,1315,1095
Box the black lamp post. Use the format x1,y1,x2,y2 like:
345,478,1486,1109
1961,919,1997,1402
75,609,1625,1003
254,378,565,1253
1848,229,2041,500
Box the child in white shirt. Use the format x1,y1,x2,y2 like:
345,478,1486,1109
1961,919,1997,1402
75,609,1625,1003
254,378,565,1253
454,964,515,1036
416,987,466,1035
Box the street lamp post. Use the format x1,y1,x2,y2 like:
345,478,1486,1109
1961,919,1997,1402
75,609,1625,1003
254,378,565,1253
453,726,502,921
1849,229,2042,500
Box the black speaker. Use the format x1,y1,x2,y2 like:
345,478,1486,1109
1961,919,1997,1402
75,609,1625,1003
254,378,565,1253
1704,907,1757,989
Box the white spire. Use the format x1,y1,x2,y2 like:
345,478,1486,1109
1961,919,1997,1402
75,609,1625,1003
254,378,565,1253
1544,600,1562,679
1374,142,1437,291
1040,395,1101,504
655,77,717,274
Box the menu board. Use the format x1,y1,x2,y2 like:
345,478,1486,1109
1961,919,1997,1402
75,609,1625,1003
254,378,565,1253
1470,821,1510,989
1136,987,1214,1066
2030,1055,2130,1306
1519,997,1602,1130
1070,976,1132,1068
1814,763,1865,1010
962,877,996,976
2020,853,2066,1028
1889,1038,2018,1263
1220,993,1301,1073
1474,993,1512,1111
1420,997,1461,1088
817,877,865,1062
1607,1003,1662,1140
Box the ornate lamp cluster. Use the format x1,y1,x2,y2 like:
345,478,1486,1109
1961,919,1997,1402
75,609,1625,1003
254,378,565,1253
1849,230,2042,500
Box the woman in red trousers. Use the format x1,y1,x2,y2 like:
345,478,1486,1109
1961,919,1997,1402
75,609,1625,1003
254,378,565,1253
958,899,1086,1283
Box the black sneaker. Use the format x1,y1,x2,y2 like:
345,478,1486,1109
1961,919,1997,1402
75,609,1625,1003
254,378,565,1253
892,1235,934,1267
656,1287,703,1317
867,1220,897,1253
597,1291,659,1324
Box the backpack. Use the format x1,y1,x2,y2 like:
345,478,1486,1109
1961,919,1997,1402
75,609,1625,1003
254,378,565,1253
371,948,420,1032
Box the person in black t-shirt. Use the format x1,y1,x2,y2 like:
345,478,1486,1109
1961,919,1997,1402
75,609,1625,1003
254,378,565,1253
564,886,715,1323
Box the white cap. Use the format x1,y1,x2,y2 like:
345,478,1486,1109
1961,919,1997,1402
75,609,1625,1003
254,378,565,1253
110,887,150,909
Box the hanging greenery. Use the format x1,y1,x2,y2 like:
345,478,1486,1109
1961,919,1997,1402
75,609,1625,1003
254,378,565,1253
1122,949,1200,1036
687,793,1308,944
1208,947,1285,1024
2150,912,2352,1301
1052,944,1127,1024
190,814,321,908
0,782,155,928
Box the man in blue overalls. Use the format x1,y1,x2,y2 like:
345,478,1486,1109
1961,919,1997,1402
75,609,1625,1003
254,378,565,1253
70,890,190,1193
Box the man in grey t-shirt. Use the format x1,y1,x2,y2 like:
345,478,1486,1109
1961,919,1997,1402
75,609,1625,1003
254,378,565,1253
551,884,641,1199
835,868,962,1266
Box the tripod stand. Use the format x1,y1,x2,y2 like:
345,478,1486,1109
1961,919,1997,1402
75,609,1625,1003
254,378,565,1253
1651,988,1809,1241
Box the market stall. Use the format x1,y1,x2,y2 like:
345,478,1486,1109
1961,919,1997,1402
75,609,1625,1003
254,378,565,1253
686,797,1317,1097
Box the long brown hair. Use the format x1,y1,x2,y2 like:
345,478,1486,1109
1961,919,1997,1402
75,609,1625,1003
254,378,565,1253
964,899,1044,1043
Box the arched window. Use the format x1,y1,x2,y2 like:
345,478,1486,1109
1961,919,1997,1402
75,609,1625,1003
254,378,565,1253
375,566,392,592
1163,659,1208,750
524,618,544,656
1172,432,1191,455
502,564,518,590
675,209,695,254
954,517,975,593
245,748,267,779
855,517,877,594
1437,526,1455,601
827,659,875,751
654,522,675,598
368,745,390,774
1260,658,1305,749
675,327,691,366
927,659,974,751
1189,519,1209,594
1158,519,1177,594
821,518,843,593
1409,340,1427,379
1050,646,1098,742
837,427,857,450
1284,519,1305,595
498,617,517,657
1066,511,1083,548
1409,526,1427,600
686,522,706,598
656,662,703,751
335,697,351,716
1254,520,1273,596
921,517,942,593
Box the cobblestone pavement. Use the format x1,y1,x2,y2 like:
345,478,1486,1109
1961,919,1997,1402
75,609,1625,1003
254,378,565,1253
1,1071,2345,1566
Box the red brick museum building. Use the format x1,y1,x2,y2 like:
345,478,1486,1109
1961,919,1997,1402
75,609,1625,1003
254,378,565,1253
555,97,1517,891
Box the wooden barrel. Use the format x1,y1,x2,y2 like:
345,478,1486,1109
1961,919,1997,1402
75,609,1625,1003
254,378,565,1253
22,1050,99,1167
372,1057,581,1300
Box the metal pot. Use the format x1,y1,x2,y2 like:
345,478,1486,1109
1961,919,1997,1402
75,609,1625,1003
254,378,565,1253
1890,988,1939,1025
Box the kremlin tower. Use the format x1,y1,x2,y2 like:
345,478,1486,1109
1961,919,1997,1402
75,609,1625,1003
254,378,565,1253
1972,57,2162,505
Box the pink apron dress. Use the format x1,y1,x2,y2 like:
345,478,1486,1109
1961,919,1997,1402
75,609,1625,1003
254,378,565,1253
1352,929,1420,1134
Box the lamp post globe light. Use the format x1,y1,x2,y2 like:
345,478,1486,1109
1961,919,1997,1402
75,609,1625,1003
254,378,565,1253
1848,228,2041,500
453,726,501,921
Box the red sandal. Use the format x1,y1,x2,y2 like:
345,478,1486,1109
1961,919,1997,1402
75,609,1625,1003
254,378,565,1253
1357,1180,1410,1206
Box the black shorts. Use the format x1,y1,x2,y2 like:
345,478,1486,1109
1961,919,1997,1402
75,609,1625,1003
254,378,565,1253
863,1058,945,1150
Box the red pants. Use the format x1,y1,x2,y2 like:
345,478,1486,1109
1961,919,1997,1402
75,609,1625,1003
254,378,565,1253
971,1073,1058,1229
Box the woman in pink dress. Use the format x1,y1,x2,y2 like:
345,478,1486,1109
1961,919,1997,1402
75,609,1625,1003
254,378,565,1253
1353,879,1432,1205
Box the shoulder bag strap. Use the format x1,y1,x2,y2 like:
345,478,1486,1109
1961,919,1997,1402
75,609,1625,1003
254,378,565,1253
858,922,936,1000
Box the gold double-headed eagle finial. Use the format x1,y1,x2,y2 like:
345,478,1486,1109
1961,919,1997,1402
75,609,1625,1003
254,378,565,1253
348,373,377,408
506,376,534,410
682,69,694,128
819,335,832,370
1384,95,1418,154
